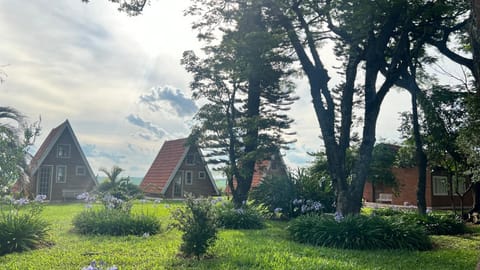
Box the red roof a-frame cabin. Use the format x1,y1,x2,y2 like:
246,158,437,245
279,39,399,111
140,138,219,198
28,120,97,201
225,152,289,194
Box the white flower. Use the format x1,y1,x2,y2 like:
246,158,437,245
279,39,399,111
34,194,47,202
334,211,344,222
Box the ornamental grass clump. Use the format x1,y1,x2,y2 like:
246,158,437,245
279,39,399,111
72,193,160,236
288,213,432,251
0,195,51,255
215,199,265,229
170,195,217,259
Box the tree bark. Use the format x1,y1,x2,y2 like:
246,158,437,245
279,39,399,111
471,0,480,94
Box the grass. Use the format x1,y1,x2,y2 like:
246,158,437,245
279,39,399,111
0,202,479,269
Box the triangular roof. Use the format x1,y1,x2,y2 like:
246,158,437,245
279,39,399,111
140,138,219,195
30,119,97,184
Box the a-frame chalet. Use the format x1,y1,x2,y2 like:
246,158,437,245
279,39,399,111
29,120,97,200
140,138,219,198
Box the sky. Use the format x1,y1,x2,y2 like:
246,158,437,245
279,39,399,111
0,0,419,178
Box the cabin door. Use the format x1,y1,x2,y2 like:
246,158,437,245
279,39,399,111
173,172,183,198
37,166,53,199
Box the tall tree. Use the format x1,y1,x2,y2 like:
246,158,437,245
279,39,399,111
266,0,445,215
184,1,296,207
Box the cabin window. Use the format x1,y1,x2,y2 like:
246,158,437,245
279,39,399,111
452,176,467,194
185,171,193,185
432,176,448,196
186,154,195,165
198,171,206,179
76,166,86,176
56,166,67,183
57,144,71,158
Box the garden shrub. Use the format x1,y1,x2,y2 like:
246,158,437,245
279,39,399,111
288,213,432,250
72,208,160,236
215,200,265,229
396,212,467,235
170,195,217,259
97,180,143,201
73,193,160,236
250,168,335,219
373,208,467,235
250,175,296,218
0,195,50,255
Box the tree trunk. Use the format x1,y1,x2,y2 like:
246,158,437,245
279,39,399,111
471,182,480,212
411,87,428,215
371,182,376,202
471,0,480,94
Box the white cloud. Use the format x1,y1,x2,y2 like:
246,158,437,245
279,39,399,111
0,0,425,177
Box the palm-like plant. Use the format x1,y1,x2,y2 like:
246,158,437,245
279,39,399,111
0,106,28,194
99,165,125,187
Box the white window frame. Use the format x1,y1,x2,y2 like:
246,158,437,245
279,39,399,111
76,166,86,176
432,175,448,196
56,165,67,183
198,171,206,179
57,144,71,158
185,171,193,185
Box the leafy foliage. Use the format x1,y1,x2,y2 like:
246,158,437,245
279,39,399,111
250,175,296,218
215,200,265,229
373,208,467,235
368,143,398,188
250,165,335,219
288,214,432,251
170,195,217,259
0,107,40,194
0,195,50,255
97,166,143,201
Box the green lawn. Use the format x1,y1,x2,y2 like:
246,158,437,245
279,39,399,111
1,202,479,270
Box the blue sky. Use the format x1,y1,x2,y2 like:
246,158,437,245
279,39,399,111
0,0,422,177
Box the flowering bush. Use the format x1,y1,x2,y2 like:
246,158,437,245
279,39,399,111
0,195,51,255
250,175,296,218
292,199,324,216
170,195,217,259
215,200,265,229
250,171,335,219
72,193,160,236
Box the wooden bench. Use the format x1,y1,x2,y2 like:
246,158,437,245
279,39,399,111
377,193,393,203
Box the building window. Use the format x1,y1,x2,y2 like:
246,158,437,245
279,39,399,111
198,171,206,179
185,171,193,185
186,154,195,165
57,144,71,158
76,166,86,176
452,176,467,194
432,176,448,196
56,166,67,183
